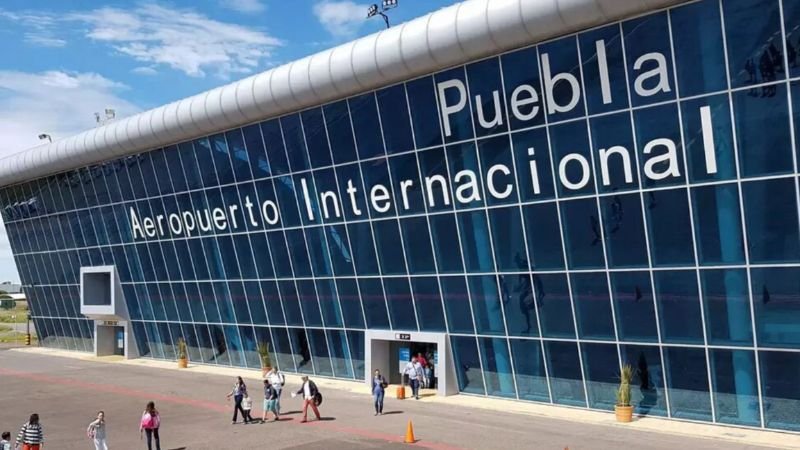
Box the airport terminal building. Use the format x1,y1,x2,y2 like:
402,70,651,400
3,0,800,432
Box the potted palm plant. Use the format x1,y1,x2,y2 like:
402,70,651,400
615,364,634,422
257,341,272,376
177,337,188,369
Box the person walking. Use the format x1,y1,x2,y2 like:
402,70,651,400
372,369,388,416
413,358,424,399
139,401,161,450
241,393,254,424
15,414,44,450
404,357,421,400
292,375,321,423
86,411,108,450
264,367,286,414
1,431,11,450
261,379,280,422
416,353,429,388
226,376,249,424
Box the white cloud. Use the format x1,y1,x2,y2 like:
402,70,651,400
219,0,266,13
131,66,158,76
0,10,66,47
0,70,140,283
68,4,282,78
313,1,369,39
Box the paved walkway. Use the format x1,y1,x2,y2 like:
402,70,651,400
0,347,791,449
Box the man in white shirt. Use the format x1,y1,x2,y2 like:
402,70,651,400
404,357,422,400
265,368,285,413
293,376,321,423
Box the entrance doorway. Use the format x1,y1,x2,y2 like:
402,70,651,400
94,321,129,358
364,330,457,397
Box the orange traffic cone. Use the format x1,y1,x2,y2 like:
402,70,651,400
404,419,416,444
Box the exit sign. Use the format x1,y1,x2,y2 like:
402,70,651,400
395,333,411,341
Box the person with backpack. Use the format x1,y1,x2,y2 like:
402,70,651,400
86,411,108,450
15,414,44,450
372,369,388,416
1,431,11,450
261,379,280,422
225,376,249,424
139,401,161,450
291,375,321,423
264,367,286,414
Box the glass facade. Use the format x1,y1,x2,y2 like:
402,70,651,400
2,0,800,431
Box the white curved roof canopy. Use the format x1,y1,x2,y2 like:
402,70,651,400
0,0,685,187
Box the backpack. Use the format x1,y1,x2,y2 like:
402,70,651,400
141,412,160,429
314,391,323,406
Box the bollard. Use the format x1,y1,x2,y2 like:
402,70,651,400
25,333,31,346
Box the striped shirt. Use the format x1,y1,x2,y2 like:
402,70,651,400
16,422,44,445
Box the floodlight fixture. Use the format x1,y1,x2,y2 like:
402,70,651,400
367,0,397,28
367,4,378,18
38,134,52,143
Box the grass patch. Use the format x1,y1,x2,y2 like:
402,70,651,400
0,309,28,323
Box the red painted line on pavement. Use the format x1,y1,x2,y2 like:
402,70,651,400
0,367,463,450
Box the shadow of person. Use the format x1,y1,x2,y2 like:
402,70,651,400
637,353,656,417
318,417,336,421
381,411,404,415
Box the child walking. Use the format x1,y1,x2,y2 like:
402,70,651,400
262,379,280,422
86,411,108,450
242,393,254,424
1,431,11,450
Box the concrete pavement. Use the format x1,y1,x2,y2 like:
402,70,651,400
0,347,788,450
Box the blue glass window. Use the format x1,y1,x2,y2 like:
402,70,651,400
435,67,473,143
467,275,504,335
644,188,695,266
447,142,484,209
288,328,313,374
488,206,527,272
327,329,353,379
535,273,574,338
405,76,442,149
601,193,647,268
261,119,290,175
611,271,658,342
590,112,638,193
691,184,745,265
579,24,629,115
301,107,332,168
335,163,368,221
654,270,704,344
620,344,667,416
512,128,554,201
458,210,493,273
388,153,425,215
359,278,389,329
545,340,585,407
742,179,800,263
499,273,538,337
664,346,712,420
451,336,485,395
324,100,358,164
400,217,435,274
479,136,518,206
361,158,396,218
350,93,385,159
633,103,685,188
681,95,736,182
560,198,604,269
297,280,322,327
701,269,752,347
467,57,507,137
501,47,544,130
510,338,549,402
733,85,793,177
441,275,474,334
581,343,619,410
337,278,365,329
384,277,417,331
410,276,446,332
571,272,614,340
752,267,800,347
261,280,284,326
522,202,565,270
760,350,800,431
623,12,675,106
281,113,310,172
242,124,270,179
226,129,252,183
347,222,379,276
670,0,726,96
539,36,584,121
308,329,333,376
710,349,760,426
479,337,515,398
278,280,303,326
376,84,414,154
723,0,784,88
550,121,594,197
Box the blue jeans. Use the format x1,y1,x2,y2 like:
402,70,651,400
373,390,384,413
410,379,420,398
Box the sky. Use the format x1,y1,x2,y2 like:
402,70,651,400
0,0,460,283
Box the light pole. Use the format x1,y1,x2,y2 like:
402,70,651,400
367,0,398,28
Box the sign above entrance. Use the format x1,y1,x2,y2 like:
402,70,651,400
102,320,118,326
395,333,411,341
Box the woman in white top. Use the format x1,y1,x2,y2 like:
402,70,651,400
86,411,107,450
